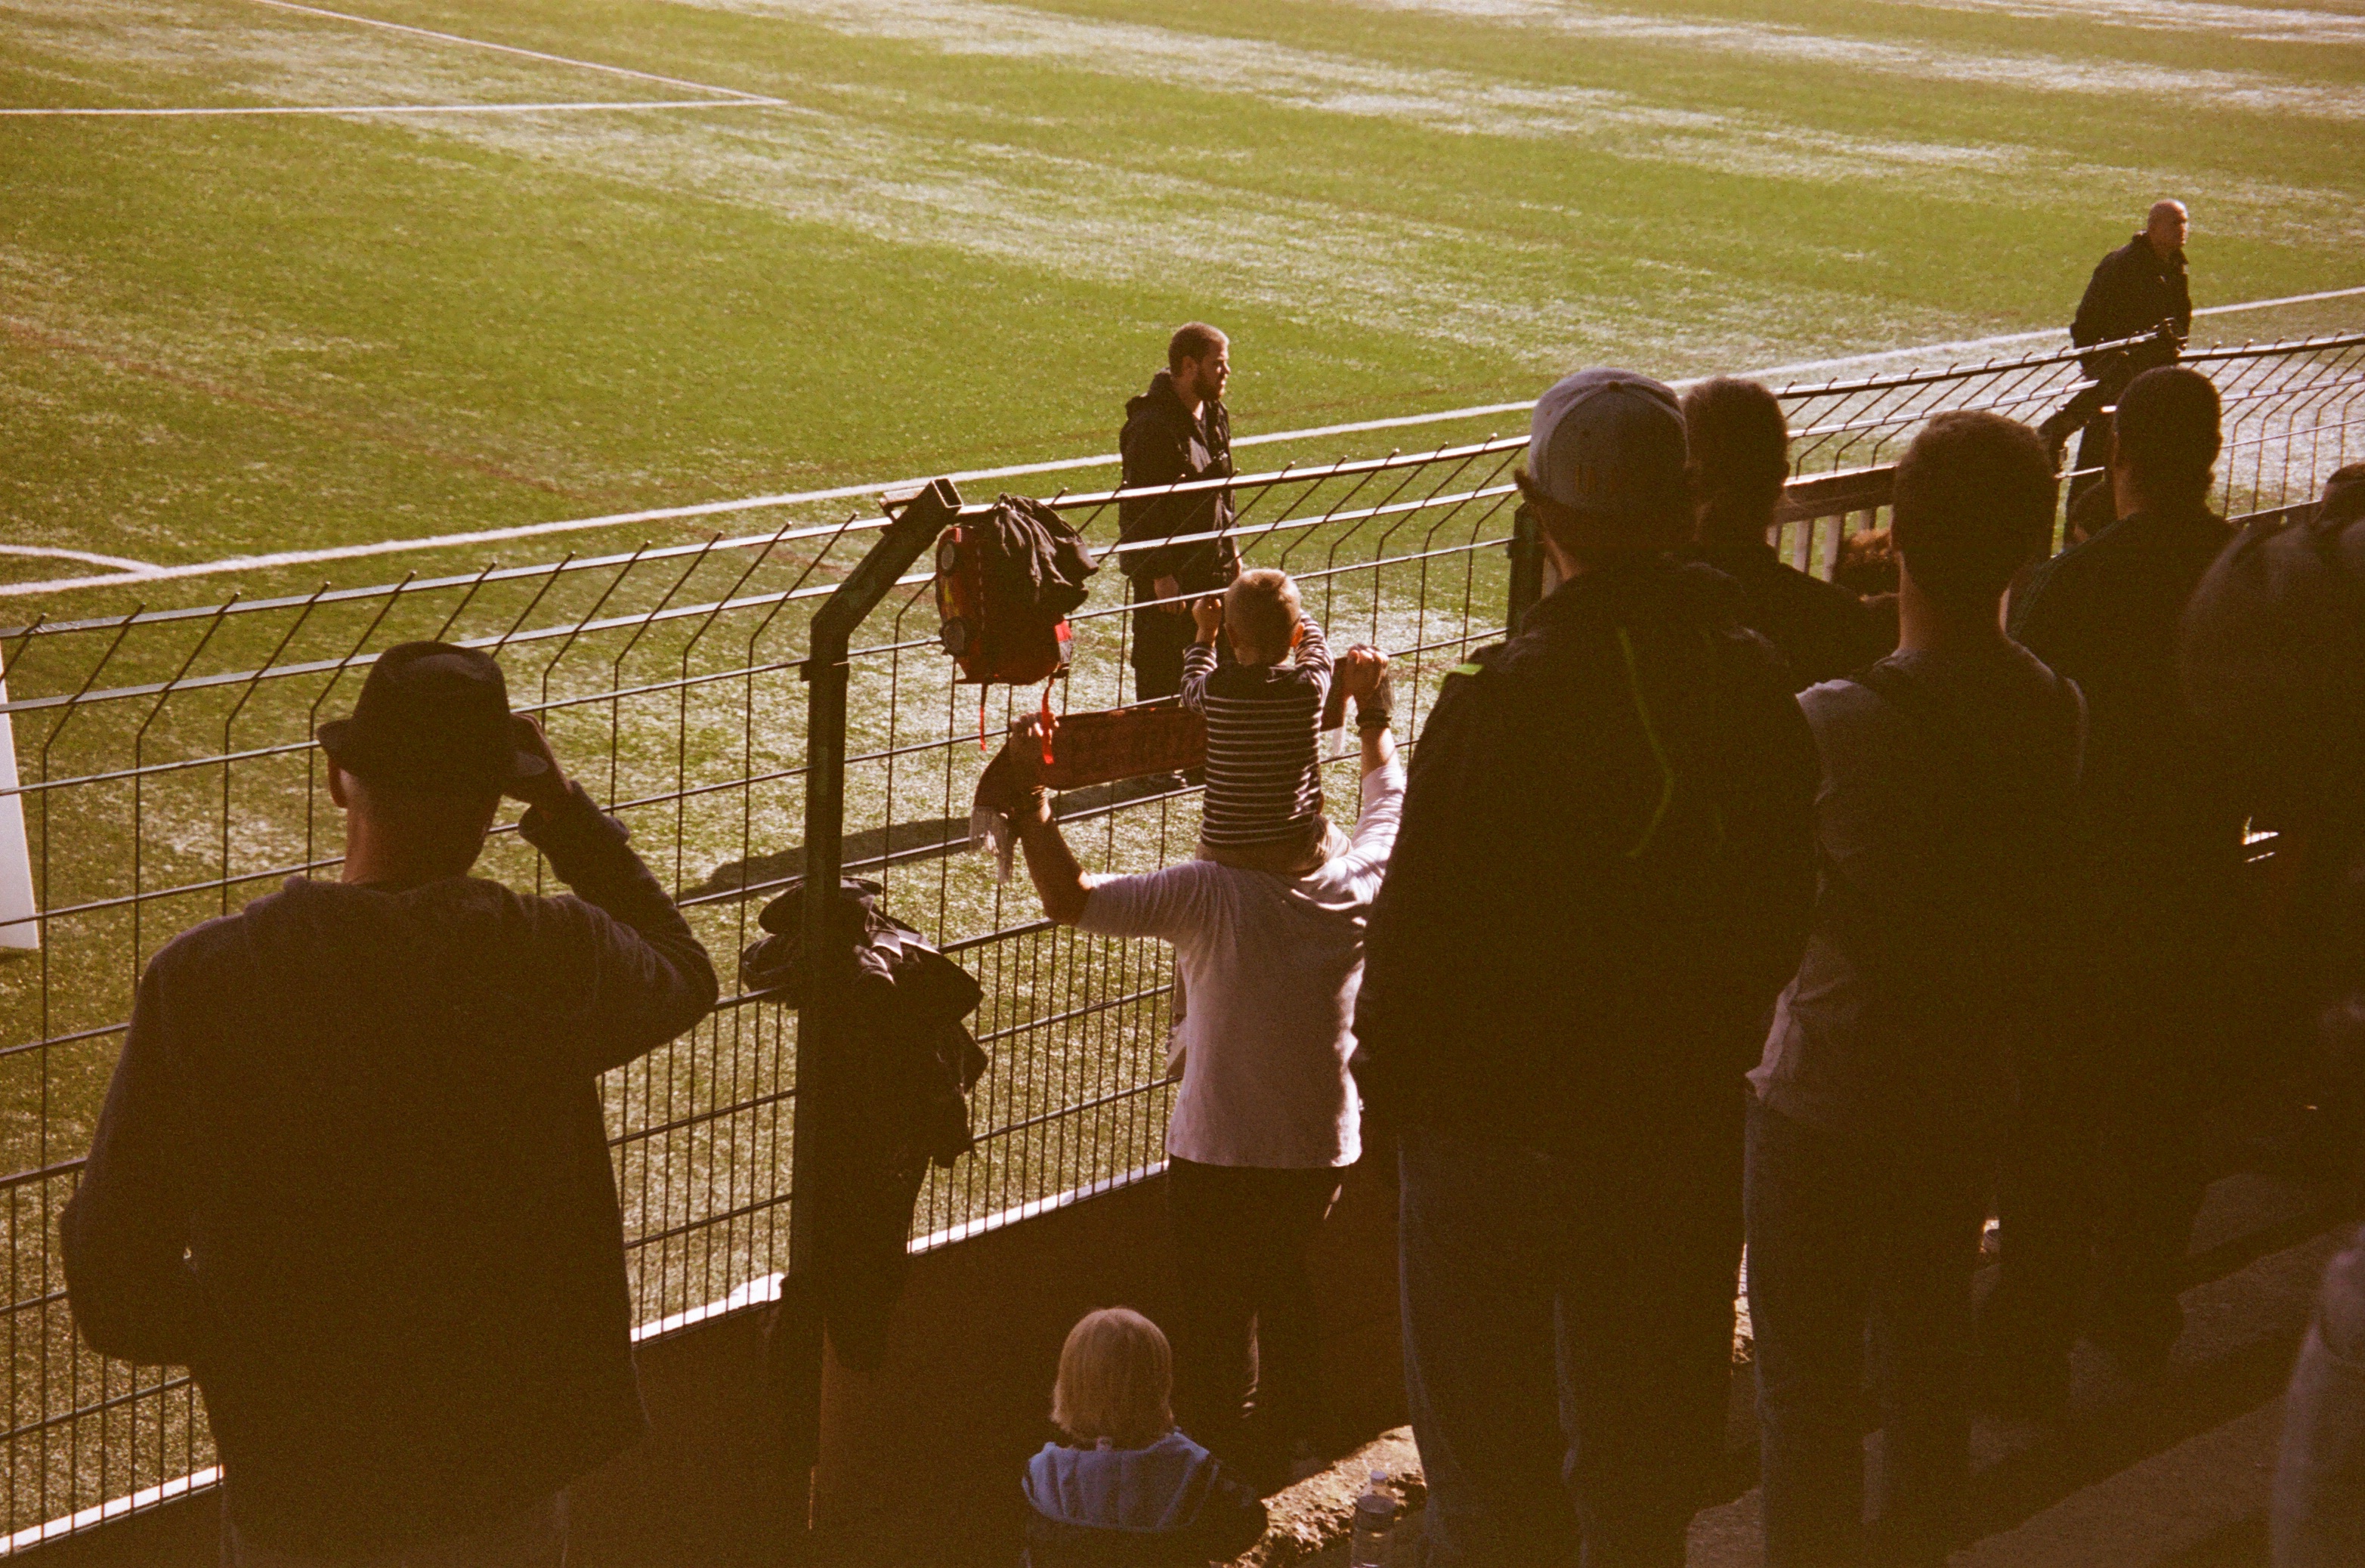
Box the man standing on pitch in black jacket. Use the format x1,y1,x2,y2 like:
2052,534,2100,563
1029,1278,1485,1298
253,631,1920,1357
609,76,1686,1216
2058,200,2193,507
1120,323,1241,703
1356,370,1819,1566
62,642,718,1566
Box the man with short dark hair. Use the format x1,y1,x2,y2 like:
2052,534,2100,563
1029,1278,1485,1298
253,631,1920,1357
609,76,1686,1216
1120,323,1241,702
1683,376,1890,687
1745,411,2085,1567
62,642,718,1566
1356,368,1819,1564
1988,365,2247,1398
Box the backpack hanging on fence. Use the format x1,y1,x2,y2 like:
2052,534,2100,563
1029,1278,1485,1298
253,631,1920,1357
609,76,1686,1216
935,494,1098,685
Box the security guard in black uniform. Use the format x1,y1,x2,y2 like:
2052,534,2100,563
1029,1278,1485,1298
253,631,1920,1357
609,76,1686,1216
2048,200,2193,509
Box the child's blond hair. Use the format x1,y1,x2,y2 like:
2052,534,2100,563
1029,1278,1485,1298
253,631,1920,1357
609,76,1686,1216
1223,569,1303,666
1050,1307,1175,1449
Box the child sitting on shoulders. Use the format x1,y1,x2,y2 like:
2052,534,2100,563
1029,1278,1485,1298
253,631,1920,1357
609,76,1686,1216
1022,1308,1268,1568
1181,570,1336,877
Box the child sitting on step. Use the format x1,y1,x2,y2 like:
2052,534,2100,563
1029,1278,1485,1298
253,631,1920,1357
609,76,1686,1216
1022,1307,1269,1567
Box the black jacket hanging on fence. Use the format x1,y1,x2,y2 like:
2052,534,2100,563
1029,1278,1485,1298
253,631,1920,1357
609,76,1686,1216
978,494,1099,623
742,880,987,1369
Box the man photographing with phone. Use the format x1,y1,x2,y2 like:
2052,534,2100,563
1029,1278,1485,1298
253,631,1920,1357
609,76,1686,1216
63,642,717,1567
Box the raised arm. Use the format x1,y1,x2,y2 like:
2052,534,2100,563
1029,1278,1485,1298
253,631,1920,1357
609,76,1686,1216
509,719,719,1074
1179,596,1224,713
1016,787,1093,926
1294,617,1333,685
1338,644,1396,777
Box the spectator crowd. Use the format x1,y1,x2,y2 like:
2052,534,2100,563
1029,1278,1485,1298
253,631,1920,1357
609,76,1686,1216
53,221,2365,1568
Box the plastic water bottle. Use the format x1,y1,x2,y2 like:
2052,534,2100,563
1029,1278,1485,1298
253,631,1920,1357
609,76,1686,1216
1349,1471,1396,1567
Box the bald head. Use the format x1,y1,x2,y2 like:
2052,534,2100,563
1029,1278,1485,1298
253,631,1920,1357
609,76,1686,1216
2147,199,2189,258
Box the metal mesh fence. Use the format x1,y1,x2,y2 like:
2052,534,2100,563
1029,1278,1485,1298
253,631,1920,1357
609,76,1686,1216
0,329,2357,1546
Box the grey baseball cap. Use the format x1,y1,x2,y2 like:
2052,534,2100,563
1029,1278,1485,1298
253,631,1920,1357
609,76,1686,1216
1526,368,1689,540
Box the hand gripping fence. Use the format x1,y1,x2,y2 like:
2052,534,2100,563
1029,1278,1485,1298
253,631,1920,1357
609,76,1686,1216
0,327,2356,1548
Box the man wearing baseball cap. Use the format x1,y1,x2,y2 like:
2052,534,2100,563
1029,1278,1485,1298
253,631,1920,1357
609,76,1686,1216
1356,370,1819,1563
63,642,717,1565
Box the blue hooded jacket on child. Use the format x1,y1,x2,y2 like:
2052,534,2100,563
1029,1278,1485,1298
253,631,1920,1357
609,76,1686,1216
1022,1430,1267,1566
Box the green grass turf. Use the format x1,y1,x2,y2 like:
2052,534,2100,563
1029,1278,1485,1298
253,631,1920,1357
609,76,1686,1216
2,0,2361,595
2,0,2362,1524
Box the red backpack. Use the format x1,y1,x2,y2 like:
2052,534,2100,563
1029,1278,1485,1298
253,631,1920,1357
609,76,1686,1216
935,496,1096,685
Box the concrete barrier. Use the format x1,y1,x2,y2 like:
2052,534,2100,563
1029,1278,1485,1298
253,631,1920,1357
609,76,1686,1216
16,1159,1404,1566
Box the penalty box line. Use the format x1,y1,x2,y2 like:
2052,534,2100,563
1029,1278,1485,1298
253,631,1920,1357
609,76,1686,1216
246,0,781,103
0,100,790,117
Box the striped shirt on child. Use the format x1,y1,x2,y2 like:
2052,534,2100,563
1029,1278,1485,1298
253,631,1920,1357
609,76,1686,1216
1180,620,1332,852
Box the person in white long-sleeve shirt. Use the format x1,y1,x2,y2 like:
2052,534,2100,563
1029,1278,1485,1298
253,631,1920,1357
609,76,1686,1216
1004,647,1400,1485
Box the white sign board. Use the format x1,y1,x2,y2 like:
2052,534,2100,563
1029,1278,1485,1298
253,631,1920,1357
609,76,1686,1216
0,677,38,950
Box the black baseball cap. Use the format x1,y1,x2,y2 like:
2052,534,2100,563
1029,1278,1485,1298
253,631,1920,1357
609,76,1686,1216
317,642,547,792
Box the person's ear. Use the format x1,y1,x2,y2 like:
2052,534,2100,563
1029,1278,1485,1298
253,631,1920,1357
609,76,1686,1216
326,762,352,811
1290,621,1305,651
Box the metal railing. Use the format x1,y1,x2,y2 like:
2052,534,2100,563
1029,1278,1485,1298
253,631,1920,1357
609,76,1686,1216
0,328,2357,1548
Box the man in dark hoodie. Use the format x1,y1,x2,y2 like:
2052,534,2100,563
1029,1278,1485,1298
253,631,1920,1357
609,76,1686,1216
1355,369,1819,1566
1120,323,1241,703
60,642,719,1565
1987,366,2246,1403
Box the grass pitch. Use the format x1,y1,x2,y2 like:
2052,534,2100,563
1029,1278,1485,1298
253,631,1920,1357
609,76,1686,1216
2,0,2363,1526
4,0,2363,597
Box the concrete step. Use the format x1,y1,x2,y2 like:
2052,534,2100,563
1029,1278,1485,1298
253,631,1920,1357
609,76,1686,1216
1258,1170,2345,1568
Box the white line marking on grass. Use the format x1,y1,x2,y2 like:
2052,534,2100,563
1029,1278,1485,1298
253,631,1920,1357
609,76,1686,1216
2196,286,2365,320
8,288,2357,599
0,545,158,573
246,0,779,101
0,98,785,116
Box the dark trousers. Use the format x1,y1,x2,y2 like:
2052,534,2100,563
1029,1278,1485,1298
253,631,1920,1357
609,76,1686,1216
1130,602,1195,704
1745,1097,1986,1568
1399,1106,1743,1568
2067,414,2113,511
1986,1025,2210,1368
1165,1157,1344,1465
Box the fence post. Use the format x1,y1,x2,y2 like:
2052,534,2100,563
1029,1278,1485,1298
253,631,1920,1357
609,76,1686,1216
774,476,965,1544
1507,501,1546,633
